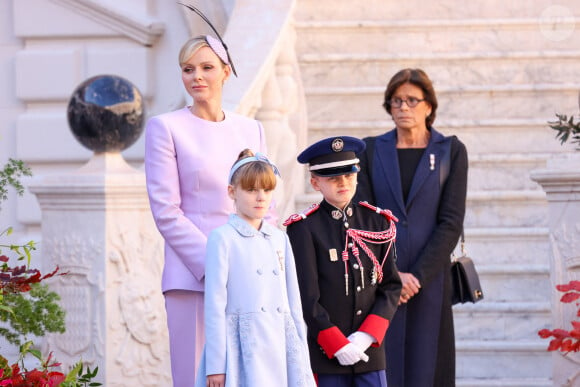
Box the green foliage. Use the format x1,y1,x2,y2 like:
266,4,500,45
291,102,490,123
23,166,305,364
62,362,102,387
0,283,66,347
549,113,580,149
0,158,32,206
0,341,102,386
1,226,37,268
0,158,100,385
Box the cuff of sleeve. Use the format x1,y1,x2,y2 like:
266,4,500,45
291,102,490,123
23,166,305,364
317,326,349,359
359,314,389,347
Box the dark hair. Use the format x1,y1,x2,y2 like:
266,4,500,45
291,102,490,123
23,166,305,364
230,149,277,190
382,68,438,128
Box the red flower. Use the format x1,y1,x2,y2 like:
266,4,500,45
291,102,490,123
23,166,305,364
47,372,65,386
561,292,580,303
539,280,580,353
556,280,580,292
548,338,562,351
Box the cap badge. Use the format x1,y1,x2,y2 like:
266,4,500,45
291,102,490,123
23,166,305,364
331,138,344,152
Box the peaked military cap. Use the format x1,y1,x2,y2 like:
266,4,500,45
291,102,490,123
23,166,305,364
297,136,366,177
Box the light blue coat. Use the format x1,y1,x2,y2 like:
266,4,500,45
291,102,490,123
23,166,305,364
196,214,315,387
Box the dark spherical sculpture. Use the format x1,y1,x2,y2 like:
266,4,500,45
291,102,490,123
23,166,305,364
67,75,145,153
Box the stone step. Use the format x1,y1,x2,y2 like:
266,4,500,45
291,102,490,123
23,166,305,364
295,0,577,20
457,378,551,387
454,301,550,341
298,51,580,88
446,121,568,156
463,227,549,266
295,17,580,55
477,264,550,303
465,190,547,228
303,84,580,123
307,118,568,155
456,340,551,379
468,153,549,191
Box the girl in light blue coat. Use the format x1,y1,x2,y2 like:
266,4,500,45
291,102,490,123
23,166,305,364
196,150,315,387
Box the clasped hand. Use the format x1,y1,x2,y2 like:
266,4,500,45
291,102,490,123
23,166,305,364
335,331,375,366
398,271,421,304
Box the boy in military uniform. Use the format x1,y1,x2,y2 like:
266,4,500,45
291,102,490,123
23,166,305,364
285,136,402,387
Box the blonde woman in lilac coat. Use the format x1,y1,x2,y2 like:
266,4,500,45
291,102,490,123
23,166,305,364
144,35,267,386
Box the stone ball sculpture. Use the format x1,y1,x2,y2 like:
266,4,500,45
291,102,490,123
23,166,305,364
67,75,145,153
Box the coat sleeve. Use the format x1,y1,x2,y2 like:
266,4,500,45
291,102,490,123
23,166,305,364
144,115,209,281
287,223,349,359
410,137,468,285
204,230,229,375
283,233,309,343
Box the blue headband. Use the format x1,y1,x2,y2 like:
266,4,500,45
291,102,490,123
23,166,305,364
228,153,281,184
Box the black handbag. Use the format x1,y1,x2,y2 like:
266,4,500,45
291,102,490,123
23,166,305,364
451,233,484,305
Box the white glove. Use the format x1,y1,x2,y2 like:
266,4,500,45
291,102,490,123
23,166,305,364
334,343,369,366
348,331,375,352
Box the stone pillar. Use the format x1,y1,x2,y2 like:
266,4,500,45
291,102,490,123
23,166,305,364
531,153,580,387
28,75,171,386
29,154,171,386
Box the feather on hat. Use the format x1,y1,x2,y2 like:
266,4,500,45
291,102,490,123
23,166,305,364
179,3,238,77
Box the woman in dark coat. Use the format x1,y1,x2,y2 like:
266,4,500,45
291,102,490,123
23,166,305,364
354,68,468,387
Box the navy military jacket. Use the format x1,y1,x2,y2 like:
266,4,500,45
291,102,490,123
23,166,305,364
286,199,402,374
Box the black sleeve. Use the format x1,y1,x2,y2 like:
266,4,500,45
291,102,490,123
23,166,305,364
286,222,340,339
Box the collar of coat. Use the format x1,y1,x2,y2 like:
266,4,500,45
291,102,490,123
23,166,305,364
228,213,276,238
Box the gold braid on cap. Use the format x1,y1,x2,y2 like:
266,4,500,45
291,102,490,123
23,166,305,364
179,3,238,77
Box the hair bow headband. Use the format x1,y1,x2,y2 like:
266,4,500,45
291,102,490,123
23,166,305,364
228,153,281,184
179,3,238,77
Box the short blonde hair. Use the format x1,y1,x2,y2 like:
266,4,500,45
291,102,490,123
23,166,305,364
178,35,227,67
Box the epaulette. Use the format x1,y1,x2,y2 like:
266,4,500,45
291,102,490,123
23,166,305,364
283,203,320,226
358,201,399,223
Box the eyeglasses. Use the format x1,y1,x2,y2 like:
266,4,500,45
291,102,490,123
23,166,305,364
389,97,425,108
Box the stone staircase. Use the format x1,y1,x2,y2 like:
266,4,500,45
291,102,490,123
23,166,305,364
292,0,580,385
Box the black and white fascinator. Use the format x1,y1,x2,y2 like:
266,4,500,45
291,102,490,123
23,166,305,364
179,3,238,77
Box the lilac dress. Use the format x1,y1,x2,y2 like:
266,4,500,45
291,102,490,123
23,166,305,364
145,107,267,293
